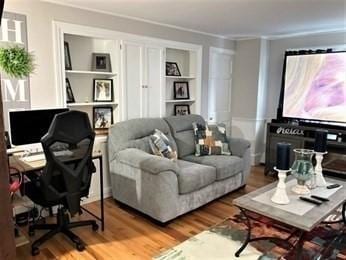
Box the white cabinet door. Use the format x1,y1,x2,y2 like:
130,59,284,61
122,41,164,119
145,46,164,118
122,41,144,120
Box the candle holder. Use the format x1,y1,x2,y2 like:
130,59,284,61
271,167,290,205
314,151,327,187
291,149,314,195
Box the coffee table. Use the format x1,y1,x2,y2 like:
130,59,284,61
233,176,346,259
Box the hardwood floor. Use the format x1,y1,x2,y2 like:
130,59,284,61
16,166,274,259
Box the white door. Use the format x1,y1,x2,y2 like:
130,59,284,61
121,41,144,120
145,45,164,118
208,47,234,130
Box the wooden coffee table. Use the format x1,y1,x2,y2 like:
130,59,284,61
233,176,346,259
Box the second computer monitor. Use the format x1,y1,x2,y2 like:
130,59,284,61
9,108,69,146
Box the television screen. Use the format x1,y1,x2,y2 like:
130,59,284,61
282,52,346,124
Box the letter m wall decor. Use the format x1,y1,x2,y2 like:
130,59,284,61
0,12,30,130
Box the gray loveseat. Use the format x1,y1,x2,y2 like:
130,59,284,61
108,114,251,223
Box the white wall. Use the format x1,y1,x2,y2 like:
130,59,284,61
231,39,261,119
4,0,235,117
231,38,269,165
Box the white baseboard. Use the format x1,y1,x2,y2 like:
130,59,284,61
81,186,112,205
251,153,263,166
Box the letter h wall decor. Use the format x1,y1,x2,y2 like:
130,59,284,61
0,12,30,130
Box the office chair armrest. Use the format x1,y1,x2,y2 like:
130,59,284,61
116,148,180,175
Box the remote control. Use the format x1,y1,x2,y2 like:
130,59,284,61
326,184,341,189
311,195,329,202
299,197,322,205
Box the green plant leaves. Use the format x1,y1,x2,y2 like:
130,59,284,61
0,46,35,78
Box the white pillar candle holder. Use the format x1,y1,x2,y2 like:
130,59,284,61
315,151,327,187
271,167,291,205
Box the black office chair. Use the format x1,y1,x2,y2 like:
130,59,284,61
25,111,98,256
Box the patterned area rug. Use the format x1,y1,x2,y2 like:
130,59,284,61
154,207,345,260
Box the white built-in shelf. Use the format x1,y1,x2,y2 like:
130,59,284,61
65,70,117,77
165,75,195,79
67,101,118,107
165,99,195,103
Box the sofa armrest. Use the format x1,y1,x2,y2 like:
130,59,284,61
228,137,251,158
116,148,180,175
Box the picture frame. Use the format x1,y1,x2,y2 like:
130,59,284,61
64,41,72,70
93,107,113,129
174,81,190,100
166,62,181,76
92,53,112,72
174,104,190,116
93,79,114,102
65,78,75,103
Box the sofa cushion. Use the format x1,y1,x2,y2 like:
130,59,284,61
164,114,205,158
176,160,216,194
182,155,243,181
192,122,231,156
149,129,178,160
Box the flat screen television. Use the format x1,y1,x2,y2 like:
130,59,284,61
281,51,346,126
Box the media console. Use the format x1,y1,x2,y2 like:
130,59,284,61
265,123,346,178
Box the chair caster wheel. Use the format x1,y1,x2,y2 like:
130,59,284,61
28,227,35,237
92,223,99,231
76,243,85,251
31,247,40,256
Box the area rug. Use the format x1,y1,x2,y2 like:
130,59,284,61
154,207,345,260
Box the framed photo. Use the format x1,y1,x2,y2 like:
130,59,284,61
92,53,112,72
174,104,190,116
174,81,190,100
65,78,75,103
93,79,113,102
64,41,72,70
166,62,181,76
93,107,113,129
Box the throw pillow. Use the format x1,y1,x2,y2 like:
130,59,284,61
149,129,178,161
192,122,231,156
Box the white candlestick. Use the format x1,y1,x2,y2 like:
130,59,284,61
315,152,327,187
271,167,290,205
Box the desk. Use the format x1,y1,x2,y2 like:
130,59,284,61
9,152,105,231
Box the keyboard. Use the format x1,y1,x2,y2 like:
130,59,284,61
23,153,45,162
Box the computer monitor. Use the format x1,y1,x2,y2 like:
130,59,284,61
9,108,69,146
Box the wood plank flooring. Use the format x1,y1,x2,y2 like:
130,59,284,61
16,166,274,259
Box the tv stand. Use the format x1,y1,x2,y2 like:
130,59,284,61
265,122,346,178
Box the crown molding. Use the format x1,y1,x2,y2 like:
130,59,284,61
263,27,346,40
225,28,346,41
41,0,229,40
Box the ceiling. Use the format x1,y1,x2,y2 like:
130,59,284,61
44,0,346,39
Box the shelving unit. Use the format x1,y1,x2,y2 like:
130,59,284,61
67,101,118,107
165,48,200,116
63,33,120,131
66,70,117,77
165,75,195,79
165,99,195,103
